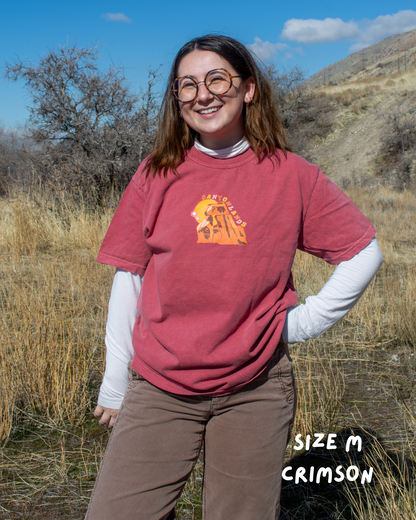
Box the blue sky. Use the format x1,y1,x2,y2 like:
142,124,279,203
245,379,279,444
1,1,416,128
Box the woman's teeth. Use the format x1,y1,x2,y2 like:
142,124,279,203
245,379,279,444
199,107,220,114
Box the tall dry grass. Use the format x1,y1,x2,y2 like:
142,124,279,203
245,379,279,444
0,185,415,518
343,425,416,520
0,191,114,444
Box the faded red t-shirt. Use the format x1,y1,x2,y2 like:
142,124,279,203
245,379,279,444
97,147,376,395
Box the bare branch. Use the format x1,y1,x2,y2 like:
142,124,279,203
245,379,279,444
4,44,161,204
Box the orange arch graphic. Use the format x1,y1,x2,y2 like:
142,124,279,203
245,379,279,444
191,199,247,245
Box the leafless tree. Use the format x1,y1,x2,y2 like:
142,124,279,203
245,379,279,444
265,64,335,156
266,64,306,126
378,108,416,190
5,44,160,204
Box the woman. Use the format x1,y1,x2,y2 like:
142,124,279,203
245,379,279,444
86,35,382,520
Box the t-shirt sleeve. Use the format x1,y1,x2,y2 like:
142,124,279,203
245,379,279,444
297,168,376,264
97,176,151,275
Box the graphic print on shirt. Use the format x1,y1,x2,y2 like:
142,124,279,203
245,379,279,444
191,194,247,245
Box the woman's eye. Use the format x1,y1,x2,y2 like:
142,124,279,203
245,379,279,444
209,76,224,83
180,80,196,90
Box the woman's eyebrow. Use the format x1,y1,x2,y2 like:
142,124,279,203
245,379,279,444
178,72,208,80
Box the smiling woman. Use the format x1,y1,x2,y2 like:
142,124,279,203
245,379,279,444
147,34,292,178
175,52,255,149
85,34,382,520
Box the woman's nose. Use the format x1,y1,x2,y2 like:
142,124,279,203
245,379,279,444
196,82,214,102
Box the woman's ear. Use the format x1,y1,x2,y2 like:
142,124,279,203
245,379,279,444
244,77,256,104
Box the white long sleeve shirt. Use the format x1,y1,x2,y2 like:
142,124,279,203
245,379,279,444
97,237,383,408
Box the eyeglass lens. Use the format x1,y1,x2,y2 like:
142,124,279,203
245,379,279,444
174,69,232,102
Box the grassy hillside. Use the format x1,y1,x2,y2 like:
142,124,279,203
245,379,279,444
306,28,416,87
297,68,416,192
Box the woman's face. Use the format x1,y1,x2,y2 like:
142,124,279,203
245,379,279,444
176,50,255,150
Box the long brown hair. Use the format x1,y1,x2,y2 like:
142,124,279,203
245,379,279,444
146,35,292,178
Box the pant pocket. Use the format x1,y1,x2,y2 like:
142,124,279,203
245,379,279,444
274,342,295,405
278,359,297,444
277,358,295,405
270,343,297,443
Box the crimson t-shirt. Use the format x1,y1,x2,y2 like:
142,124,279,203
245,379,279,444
97,147,376,395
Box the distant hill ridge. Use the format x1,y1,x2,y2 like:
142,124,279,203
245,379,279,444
306,28,416,87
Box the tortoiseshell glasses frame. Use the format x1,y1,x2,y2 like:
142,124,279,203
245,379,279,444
172,68,242,103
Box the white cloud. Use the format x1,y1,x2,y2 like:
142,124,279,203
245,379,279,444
102,13,132,23
281,18,359,44
280,10,416,48
247,37,289,61
359,11,416,43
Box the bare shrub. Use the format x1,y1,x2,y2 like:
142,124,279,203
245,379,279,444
383,110,416,155
265,65,336,155
341,95,353,106
0,126,37,195
385,79,396,87
377,108,416,190
376,197,396,212
363,85,381,93
335,91,353,106
265,64,307,126
4,44,160,205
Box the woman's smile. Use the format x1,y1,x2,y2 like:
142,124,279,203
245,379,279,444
197,106,222,116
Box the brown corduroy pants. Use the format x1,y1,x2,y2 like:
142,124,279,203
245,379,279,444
85,345,296,520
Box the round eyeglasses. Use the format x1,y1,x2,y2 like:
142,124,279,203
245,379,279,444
172,68,242,103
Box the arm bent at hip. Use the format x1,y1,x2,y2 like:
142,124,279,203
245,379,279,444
282,237,383,343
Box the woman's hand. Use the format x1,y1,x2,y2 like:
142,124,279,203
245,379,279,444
94,404,119,428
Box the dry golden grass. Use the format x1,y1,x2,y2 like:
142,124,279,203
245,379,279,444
316,67,416,97
0,192,114,444
0,186,415,519
343,425,416,520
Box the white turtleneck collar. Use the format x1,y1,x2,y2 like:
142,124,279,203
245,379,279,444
194,136,250,159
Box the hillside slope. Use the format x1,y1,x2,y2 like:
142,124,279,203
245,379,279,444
302,69,416,187
305,28,416,88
